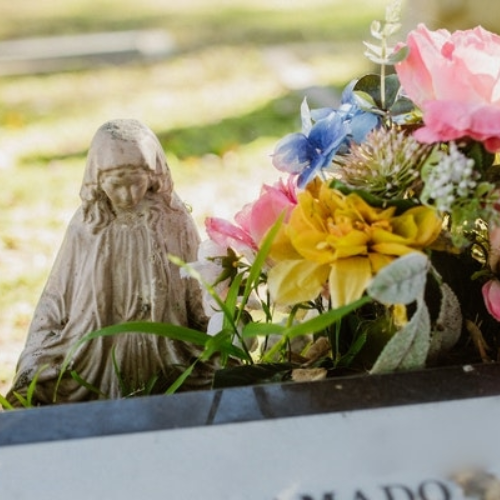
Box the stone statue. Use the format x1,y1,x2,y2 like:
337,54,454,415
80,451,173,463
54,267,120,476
7,119,213,406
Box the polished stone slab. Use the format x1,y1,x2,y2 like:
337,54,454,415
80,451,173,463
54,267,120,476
1,362,499,447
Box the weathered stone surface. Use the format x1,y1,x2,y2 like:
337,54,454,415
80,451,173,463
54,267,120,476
6,119,213,406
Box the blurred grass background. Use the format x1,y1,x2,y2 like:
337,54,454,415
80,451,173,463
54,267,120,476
0,0,410,394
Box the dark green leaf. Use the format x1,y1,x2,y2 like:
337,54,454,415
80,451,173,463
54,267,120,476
336,331,367,368
463,140,496,175
330,180,418,213
353,73,401,110
389,96,417,117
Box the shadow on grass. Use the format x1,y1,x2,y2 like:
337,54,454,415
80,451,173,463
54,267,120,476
158,85,341,158
22,85,342,164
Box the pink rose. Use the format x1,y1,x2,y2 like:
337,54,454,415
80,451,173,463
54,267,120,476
235,176,297,244
395,24,500,152
205,176,297,255
205,217,257,255
482,279,500,321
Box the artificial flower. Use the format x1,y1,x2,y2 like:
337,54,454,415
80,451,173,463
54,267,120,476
205,216,257,256
235,176,298,245
205,176,298,258
420,142,477,212
396,24,500,152
334,126,432,198
338,80,381,144
272,86,380,188
272,98,348,188
268,181,442,308
182,239,237,315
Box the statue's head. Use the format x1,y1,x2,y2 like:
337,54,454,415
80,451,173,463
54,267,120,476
80,119,173,205
79,119,175,230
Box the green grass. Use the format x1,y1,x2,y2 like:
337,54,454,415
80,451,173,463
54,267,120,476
0,0,388,394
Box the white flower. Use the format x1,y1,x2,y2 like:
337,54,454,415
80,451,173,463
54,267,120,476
181,239,230,316
421,142,477,212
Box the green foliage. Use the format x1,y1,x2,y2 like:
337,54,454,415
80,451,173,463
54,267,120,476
53,321,248,402
353,74,416,116
0,365,50,409
242,296,371,362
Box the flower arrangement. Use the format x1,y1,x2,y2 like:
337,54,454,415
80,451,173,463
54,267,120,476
6,2,500,410
181,0,500,387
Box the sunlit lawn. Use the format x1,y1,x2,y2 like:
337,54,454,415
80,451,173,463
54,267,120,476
0,0,387,394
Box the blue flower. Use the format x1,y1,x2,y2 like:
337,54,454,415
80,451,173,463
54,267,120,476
272,98,349,188
338,80,381,144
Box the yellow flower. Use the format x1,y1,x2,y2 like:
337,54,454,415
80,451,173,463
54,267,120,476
268,181,442,309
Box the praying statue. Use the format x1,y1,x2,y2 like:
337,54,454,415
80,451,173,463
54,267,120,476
7,119,214,406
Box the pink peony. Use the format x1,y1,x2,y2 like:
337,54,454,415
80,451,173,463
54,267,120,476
482,279,500,321
205,176,297,255
395,24,500,152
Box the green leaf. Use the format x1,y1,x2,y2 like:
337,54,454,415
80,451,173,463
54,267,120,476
165,362,196,395
353,90,378,110
260,296,371,362
242,322,286,338
389,96,416,117
54,321,244,402
70,370,108,398
353,74,401,110
222,270,244,331
382,74,401,109
284,296,371,340
463,140,496,175
329,180,418,214
0,393,14,411
370,298,431,373
238,213,284,312
203,329,247,361
387,45,409,64
26,364,48,406
111,346,128,397
336,331,368,368
11,391,29,408
367,252,429,305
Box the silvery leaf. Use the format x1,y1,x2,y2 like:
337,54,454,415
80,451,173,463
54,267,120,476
363,41,384,57
370,298,431,374
367,252,429,305
428,282,463,361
